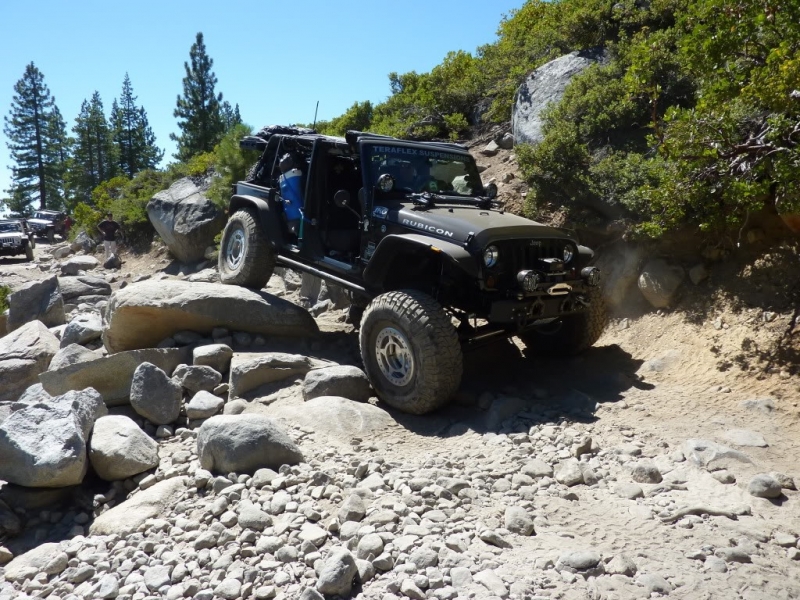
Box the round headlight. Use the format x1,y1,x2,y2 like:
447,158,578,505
563,244,575,263
483,245,499,268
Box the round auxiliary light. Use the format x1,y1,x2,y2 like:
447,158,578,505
517,269,540,292
483,245,499,268
378,173,395,193
563,244,575,263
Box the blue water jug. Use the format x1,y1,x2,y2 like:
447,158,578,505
280,169,304,221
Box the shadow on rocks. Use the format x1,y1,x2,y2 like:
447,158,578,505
389,338,649,438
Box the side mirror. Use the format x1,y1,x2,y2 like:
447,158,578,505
377,173,395,193
485,182,498,199
334,190,351,208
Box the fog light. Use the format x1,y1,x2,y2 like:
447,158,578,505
517,269,540,292
581,266,601,286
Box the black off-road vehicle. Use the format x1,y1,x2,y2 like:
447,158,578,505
27,209,67,243
0,219,35,261
219,126,607,414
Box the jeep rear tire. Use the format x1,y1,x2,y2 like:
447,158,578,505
518,288,608,355
218,208,275,289
24,244,33,261
359,290,462,415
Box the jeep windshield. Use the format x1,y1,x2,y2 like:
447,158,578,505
0,222,21,233
365,143,486,200
33,212,54,220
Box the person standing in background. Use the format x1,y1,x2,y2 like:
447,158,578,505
97,213,122,261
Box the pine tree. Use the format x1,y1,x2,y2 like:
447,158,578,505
67,92,116,204
3,63,66,211
44,104,69,209
171,32,226,161
221,101,242,132
111,73,163,177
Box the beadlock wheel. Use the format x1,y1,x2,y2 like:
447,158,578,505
225,228,246,271
374,326,415,387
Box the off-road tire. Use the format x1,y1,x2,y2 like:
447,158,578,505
24,244,33,261
28,235,35,249
519,288,608,355
359,290,462,415
245,162,260,182
218,208,275,288
47,228,55,244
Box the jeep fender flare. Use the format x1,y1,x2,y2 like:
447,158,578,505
363,233,478,290
228,194,285,250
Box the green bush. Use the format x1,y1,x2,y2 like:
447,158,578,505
207,124,256,208
0,285,10,313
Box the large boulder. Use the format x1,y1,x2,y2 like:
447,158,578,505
70,230,97,253
60,312,103,347
193,343,234,374
146,178,226,263
48,343,98,371
39,347,191,406
196,414,304,474
89,415,159,481
638,259,685,309
6,275,65,332
60,255,99,276
3,542,67,582
302,365,372,402
0,320,60,402
58,276,111,302
102,280,319,353
263,396,396,447
89,477,188,536
513,48,607,146
130,362,183,425
0,387,106,487
229,353,333,399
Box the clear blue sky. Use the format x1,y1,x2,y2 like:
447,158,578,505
0,0,524,204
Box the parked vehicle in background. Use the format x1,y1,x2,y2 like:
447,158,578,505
27,209,67,243
0,219,34,261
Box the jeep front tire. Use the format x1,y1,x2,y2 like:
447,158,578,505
518,288,608,355
24,243,33,261
359,290,462,415
218,208,275,289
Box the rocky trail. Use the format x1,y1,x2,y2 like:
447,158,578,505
1,165,799,600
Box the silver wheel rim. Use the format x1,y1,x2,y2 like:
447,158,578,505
375,326,414,387
226,228,246,270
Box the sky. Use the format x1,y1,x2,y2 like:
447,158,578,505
0,0,524,205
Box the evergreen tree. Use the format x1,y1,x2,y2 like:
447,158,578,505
171,32,226,161
67,92,116,204
111,73,163,177
221,101,242,132
44,104,69,209
3,63,66,211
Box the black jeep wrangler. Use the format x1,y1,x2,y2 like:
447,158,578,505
27,209,67,243
219,126,607,414
0,219,35,261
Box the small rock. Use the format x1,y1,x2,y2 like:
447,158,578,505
748,474,783,498
316,548,358,596
630,461,662,484
606,554,637,576
504,506,534,536
555,459,584,487
637,573,673,594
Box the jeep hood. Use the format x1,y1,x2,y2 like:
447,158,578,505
0,233,22,240
28,218,51,226
385,204,576,247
